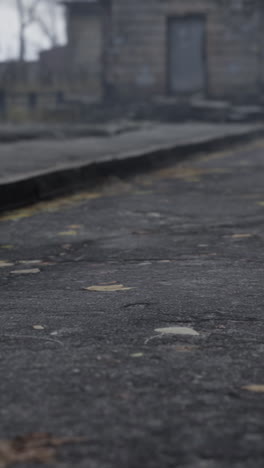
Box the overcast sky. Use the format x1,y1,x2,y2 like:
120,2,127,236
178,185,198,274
0,0,66,61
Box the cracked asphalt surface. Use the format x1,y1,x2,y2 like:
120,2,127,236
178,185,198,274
0,140,264,467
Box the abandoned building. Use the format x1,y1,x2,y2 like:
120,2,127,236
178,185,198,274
63,0,264,104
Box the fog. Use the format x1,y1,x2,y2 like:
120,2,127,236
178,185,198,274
0,1,263,125
0,0,66,60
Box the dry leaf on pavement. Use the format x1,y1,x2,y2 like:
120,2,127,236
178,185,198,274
85,284,133,292
19,260,42,265
99,281,117,285
242,385,264,393
231,234,253,239
0,262,14,268
11,269,40,275
0,433,87,468
155,327,200,336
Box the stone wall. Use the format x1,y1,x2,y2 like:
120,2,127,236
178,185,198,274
208,0,262,100
107,0,263,102
39,46,69,87
67,2,104,97
0,61,39,90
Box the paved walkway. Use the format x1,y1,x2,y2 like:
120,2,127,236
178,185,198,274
0,122,262,183
0,139,264,467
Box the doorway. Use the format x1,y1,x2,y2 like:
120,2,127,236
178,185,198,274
168,16,207,95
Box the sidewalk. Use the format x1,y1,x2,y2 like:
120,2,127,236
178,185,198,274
0,121,143,143
0,138,264,467
0,122,263,211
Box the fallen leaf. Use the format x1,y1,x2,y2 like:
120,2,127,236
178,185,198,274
67,225,82,229
0,192,101,222
0,245,14,250
154,166,229,183
231,234,253,239
0,261,14,268
130,353,144,358
242,385,264,393
19,260,42,265
0,433,87,468
85,284,133,292
58,230,78,236
257,201,264,206
155,327,200,336
33,325,45,330
11,269,40,275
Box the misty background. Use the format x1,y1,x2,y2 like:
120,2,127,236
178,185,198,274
0,0,66,61
0,1,262,126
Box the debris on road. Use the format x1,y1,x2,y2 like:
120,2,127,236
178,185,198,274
155,327,200,336
0,433,87,468
85,284,133,292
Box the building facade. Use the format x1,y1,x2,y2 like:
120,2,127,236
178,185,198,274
64,0,264,102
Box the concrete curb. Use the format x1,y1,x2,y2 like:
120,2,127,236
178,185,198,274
0,123,142,144
0,127,263,213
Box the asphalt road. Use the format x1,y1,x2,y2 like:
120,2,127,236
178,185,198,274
0,140,264,467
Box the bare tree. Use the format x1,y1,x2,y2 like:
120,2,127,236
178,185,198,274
34,0,60,48
15,0,60,62
16,0,42,62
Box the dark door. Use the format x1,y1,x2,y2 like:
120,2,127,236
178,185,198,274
168,17,206,95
